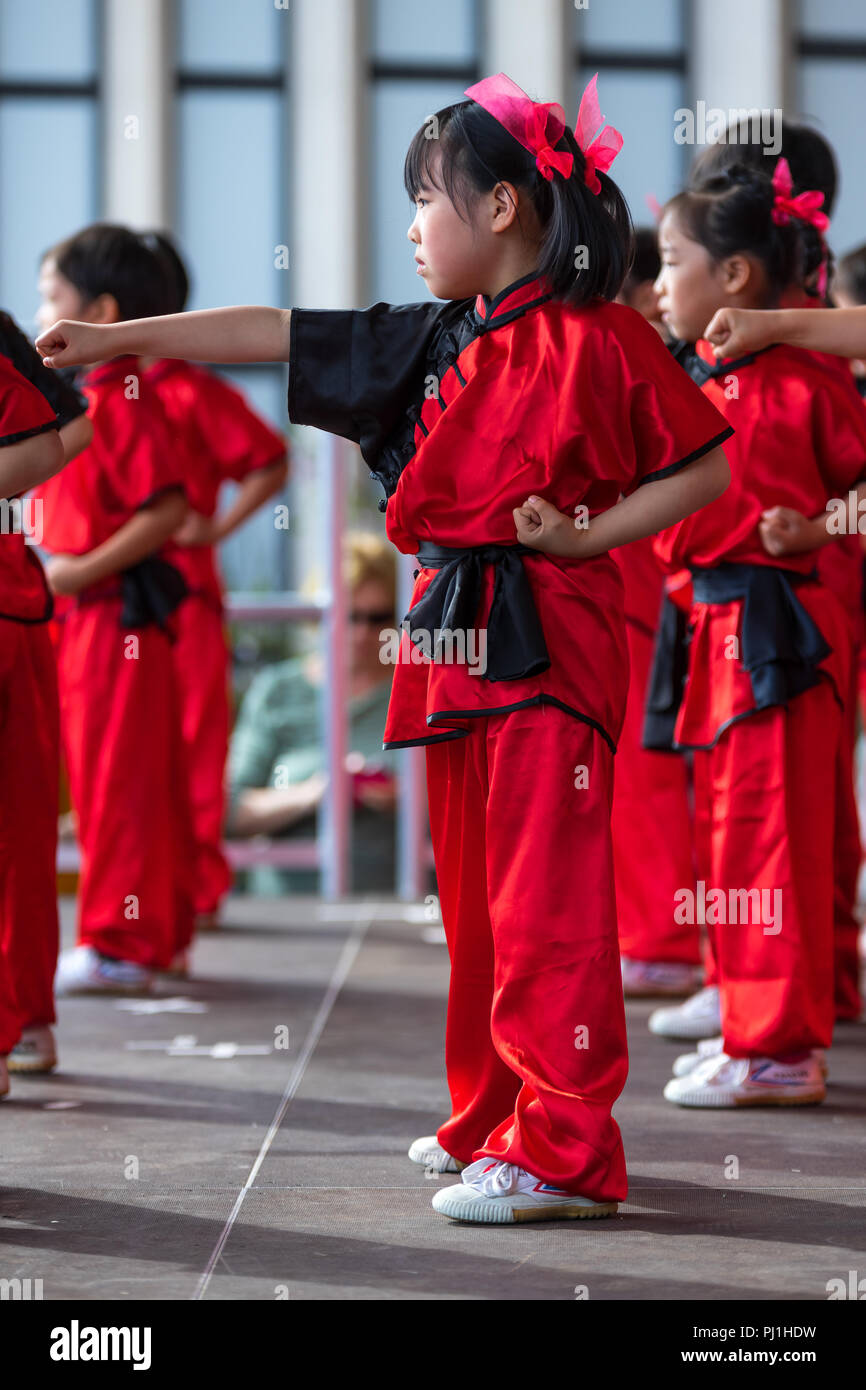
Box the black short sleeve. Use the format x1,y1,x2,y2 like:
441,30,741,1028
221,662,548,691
0,311,89,426
287,300,468,466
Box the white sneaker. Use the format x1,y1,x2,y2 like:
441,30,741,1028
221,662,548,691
664,1051,826,1107
55,945,153,997
7,1026,57,1073
0,1056,8,1098
672,1035,829,1080
408,1135,462,1174
621,957,703,998
431,1158,618,1224
649,985,720,1039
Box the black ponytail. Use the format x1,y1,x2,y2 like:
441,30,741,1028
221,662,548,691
667,164,802,302
404,99,634,306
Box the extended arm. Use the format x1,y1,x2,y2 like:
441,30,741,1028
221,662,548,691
36,307,293,370
704,305,866,361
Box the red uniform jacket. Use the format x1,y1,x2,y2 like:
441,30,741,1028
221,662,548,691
145,360,286,609
0,352,60,623
289,274,731,752
32,356,187,616
653,339,866,747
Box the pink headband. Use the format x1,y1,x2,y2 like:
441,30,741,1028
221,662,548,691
463,71,623,194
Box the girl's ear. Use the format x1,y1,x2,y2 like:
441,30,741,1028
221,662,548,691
88,292,122,325
721,254,753,296
490,180,520,233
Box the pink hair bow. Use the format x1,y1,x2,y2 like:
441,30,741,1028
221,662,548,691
771,157,830,233
464,71,623,194
575,73,624,194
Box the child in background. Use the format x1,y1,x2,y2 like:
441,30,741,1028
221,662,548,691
0,342,89,1093
612,229,702,997
651,119,865,1038
0,313,92,1071
34,223,195,996
140,234,288,935
832,244,866,390
646,164,866,1106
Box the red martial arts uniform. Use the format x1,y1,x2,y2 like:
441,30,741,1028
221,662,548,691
146,360,287,919
651,339,866,1059
612,536,697,965
781,289,864,1021
0,319,89,1055
33,358,195,972
288,274,731,1200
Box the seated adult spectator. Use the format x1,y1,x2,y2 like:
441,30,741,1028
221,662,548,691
227,532,398,894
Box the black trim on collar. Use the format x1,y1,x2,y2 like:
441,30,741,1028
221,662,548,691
472,272,552,332
691,343,779,381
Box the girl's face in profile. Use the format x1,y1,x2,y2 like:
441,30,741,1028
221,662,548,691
407,147,497,301
654,212,729,345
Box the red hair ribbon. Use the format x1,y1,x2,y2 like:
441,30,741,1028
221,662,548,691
771,157,830,233
464,71,622,193
574,73,624,194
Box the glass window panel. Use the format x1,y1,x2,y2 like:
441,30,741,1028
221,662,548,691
372,0,476,65
573,0,683,54
178,0,281,72
177,90,284,311
797,60,866,256
212,367,291,593
0,0,96,81
0,98,98,331
574,68,686,228
371,78,468,303
799,0,866,39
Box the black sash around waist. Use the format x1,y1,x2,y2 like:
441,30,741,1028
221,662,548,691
643,561,831,751
119,556,189,631
405,541,550,682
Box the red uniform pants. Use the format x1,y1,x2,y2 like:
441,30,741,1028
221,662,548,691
0,623,59,1051
57,600,195,970
425,703,628,1204
693,681,839,1058
172,596,232,917
613,619,699,964
832,653,862,1020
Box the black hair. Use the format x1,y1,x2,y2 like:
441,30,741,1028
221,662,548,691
688,118,836,295
665,164,803,304
623,226,660,288
44,222,179,321
835,242,866,307
404,98,634,305
142,231,191,314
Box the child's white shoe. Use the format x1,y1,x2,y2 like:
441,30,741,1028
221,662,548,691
672,1035,828,1080
7,1026,57,1073
431,1158,617,1224
664,1051,826,1107
649,985,720,1039
621,957,703,997
408,1136,462,1173
55,945,153,997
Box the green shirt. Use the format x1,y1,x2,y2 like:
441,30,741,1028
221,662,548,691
228,657,396,894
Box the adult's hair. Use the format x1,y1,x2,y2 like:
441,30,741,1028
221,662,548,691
404,98,634,305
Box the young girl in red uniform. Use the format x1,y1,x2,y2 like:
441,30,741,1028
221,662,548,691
34,224,195,995
37,75,732,1222
141,236,288,933
612,231,702,997
0,316,92,1072
651,123,864,1041
643,164,866,1106
0,348,80,1095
